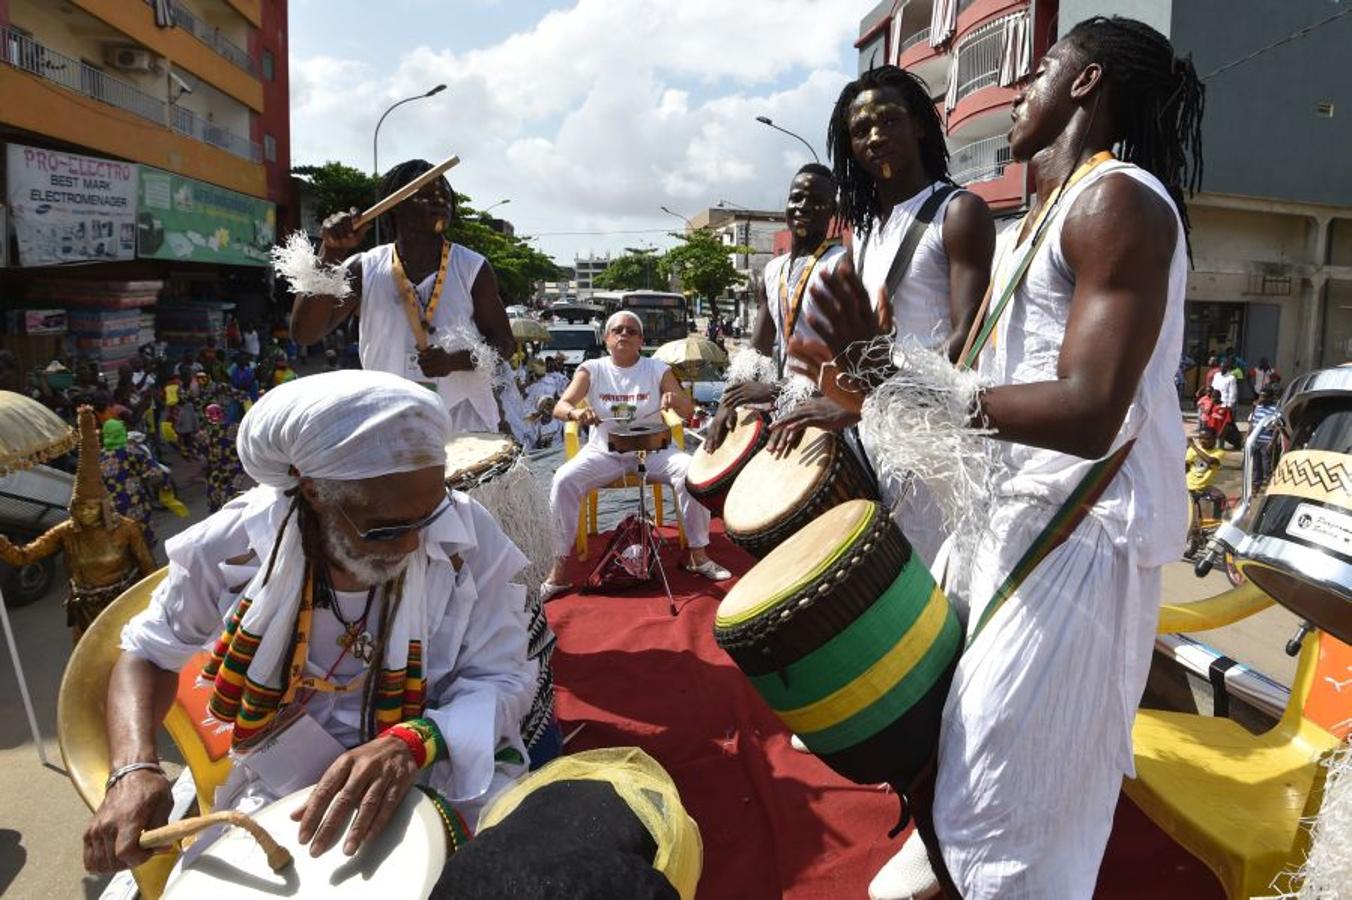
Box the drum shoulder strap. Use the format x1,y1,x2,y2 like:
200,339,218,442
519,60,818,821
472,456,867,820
968,439,1136,645
882,184,958,300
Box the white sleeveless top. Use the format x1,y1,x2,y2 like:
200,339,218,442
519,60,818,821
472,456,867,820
763,244,847,379
579,355,669,453
357,242,499,431
855,181,964,353
980,161,1187,567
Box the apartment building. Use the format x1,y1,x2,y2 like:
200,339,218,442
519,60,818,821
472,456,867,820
859,0,1352,378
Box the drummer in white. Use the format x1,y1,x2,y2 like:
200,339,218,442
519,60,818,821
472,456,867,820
83,371,535,873
289,159,517,433
542,311,731,599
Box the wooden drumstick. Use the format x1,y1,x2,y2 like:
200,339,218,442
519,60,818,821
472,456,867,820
139,811,294,872
353,154,461,228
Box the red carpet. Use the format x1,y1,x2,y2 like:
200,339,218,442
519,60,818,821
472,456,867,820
547,525,1224,899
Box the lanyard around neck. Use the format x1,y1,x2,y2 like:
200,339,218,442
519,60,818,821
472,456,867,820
959,151,1114,370
779,241,831,348
392,241,451,351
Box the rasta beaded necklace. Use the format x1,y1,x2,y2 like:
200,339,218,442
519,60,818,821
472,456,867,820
392,241,451,350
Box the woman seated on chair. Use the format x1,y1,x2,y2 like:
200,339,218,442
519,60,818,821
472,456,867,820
542,311,731,601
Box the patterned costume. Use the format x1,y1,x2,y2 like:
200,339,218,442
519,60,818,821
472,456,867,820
202,418,246,512
100,419,167,547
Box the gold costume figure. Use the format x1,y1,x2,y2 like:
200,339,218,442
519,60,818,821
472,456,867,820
0,406,155,641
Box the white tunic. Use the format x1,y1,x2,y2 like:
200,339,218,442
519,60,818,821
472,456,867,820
853,182,967,568
357,242,500,432
578,355,669,453
121,487,535,823
762,244,847,380
933,161,1188,898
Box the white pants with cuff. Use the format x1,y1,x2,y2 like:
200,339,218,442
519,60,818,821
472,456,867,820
550,444,711,557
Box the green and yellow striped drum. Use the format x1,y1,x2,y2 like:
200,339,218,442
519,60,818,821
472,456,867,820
713,499,961,788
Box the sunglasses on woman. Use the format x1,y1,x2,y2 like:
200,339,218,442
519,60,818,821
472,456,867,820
610,325,640,336
332,490,453,543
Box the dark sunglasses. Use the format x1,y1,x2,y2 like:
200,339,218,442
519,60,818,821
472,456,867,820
610,325,640,336
333,491,452,543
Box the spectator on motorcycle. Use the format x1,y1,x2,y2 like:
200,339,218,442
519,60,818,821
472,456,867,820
1187,428,1227,522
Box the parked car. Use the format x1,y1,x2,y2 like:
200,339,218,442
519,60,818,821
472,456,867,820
505,304,530,318
546,322,604,372
0,464,73,607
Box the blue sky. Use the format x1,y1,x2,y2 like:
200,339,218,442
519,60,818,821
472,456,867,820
288,0,880,264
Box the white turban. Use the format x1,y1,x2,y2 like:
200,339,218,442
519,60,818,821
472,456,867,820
238,369,450,488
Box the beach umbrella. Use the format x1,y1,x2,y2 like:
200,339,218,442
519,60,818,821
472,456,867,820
511,317,551,342
0,391,77,766
654,334,728,370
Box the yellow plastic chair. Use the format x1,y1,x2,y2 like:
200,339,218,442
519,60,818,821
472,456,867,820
563,402,687,560
57,568,234,900
1125,584,1347,899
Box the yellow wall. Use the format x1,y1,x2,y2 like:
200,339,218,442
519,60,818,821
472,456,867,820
70,0,263,111
222,0,263,28
0,67,266,198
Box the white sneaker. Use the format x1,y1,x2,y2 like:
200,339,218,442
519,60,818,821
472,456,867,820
685,558,732,581
539,581,571,603
790,734,811,753
869,829,940,900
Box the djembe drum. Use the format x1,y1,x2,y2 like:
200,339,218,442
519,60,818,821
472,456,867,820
159,785,448,898
1227,366,1352,643
714,499,961,789
686,408,768,516
722,427,876,558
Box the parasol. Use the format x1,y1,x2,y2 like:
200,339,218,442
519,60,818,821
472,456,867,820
654,335,728,384
511,317,552,343
0,391,75,767
0,390,78,477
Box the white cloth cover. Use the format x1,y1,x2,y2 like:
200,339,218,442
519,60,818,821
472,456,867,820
930,0,957,47
357,241,500,431
998,11,1033,87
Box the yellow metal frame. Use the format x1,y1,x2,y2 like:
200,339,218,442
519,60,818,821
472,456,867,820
56,567,234,900
1127,585,1342,899
563,403,687,559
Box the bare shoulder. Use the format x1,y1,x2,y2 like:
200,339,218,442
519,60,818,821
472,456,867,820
1062,171,1177,267
942,190,995,256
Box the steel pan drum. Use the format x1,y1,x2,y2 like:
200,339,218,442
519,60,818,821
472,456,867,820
608,423,671,454
1234,366,1352,643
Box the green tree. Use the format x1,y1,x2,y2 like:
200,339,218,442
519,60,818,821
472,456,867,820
593,250,660,290
659,229,750,305
447,194,563,303
292,162,379,224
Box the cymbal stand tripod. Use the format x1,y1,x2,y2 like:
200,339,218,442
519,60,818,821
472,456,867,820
634,448,676,616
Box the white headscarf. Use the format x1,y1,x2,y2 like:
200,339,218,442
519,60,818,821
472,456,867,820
213,371,451,733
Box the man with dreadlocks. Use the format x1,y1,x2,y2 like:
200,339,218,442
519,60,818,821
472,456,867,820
84,371,535,874
770,65,994,567
789,17,1203,899
290,159,517,433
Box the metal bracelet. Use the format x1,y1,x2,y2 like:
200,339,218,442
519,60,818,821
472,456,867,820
104,761,165,792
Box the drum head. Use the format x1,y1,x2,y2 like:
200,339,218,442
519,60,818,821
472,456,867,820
724,427,836,533
718,499,876,626
445,432,520,484
161,786,446,899
688,409,763,486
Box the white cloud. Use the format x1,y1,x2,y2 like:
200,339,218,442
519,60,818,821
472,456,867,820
290,0,869,263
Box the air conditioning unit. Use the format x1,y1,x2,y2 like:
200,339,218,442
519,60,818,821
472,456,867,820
105,46,155,72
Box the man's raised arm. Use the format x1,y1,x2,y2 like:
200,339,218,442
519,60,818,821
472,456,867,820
289,208,367,346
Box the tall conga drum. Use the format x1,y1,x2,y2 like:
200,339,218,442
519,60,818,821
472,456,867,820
722,427,876,558
714,499,961,788
686,408,768,516
1233,365,1352,643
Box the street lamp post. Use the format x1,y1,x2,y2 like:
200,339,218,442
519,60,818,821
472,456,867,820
371,83,447,244
754,115,820,164
480,199,511,217
660,205,693,231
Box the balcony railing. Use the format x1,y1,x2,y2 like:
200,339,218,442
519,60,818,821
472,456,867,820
950,134,1013,184
952,15,1010,104
170,104,262,162
1,26,167,126
145,0,256,75
900,26,932,53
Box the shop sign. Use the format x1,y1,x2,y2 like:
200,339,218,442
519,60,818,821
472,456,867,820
4,144,138,266
137,167,275,267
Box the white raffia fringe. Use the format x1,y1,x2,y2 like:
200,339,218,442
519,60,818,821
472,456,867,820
435,324,503,385
775,377,815,419
1260,731,1352,900
463,456,555,605
270,231,352,300
852,335,1002,573
726,348,777,386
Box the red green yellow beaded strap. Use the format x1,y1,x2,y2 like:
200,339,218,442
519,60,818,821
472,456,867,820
417,785,473,855
383,716,448,770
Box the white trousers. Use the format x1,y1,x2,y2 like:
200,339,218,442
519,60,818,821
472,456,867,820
934,501,1161,899
549,444,712,557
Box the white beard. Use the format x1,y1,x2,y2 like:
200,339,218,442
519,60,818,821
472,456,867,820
322,523,412,587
